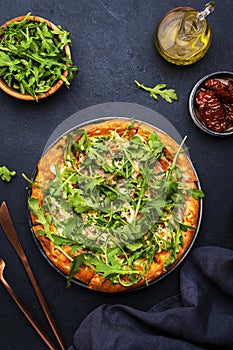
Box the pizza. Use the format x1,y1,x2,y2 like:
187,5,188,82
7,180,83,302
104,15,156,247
28,118,203,292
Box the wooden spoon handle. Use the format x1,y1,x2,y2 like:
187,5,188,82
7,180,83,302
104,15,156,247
0,276,57,350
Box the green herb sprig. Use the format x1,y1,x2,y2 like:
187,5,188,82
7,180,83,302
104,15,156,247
0,12,78,100
0,165,16,182
134,80,178,103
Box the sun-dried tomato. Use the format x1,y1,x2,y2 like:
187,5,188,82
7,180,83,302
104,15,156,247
195,89,229,132
223,103,233,122
204,78,233,104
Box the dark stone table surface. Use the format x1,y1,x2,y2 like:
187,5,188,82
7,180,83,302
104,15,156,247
0,0,232,349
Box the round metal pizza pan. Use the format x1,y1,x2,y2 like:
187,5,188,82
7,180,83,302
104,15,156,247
27,103,203,293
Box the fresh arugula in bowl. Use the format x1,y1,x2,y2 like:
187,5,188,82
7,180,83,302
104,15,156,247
0,13,78,100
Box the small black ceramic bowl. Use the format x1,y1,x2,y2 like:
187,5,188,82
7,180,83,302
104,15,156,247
189,71,233,137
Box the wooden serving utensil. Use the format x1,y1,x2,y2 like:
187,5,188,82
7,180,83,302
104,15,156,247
0,201,66,350
0,256,57,350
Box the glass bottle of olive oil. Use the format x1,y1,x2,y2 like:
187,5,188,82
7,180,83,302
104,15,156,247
155,2,215,65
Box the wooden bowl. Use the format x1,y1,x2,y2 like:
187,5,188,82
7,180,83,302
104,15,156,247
0,15,71,100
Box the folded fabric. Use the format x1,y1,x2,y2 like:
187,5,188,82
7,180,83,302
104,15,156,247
70,246,233,350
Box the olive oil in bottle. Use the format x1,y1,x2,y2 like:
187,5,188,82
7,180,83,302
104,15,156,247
155,2,215,65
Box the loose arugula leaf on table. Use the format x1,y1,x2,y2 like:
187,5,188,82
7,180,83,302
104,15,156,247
0,12,78,99
134,80,178,103
0,165,16,182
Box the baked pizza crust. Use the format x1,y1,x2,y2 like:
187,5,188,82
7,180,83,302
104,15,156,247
30,119,201,292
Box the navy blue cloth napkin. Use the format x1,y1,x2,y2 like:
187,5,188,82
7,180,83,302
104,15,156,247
69,246,233,350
